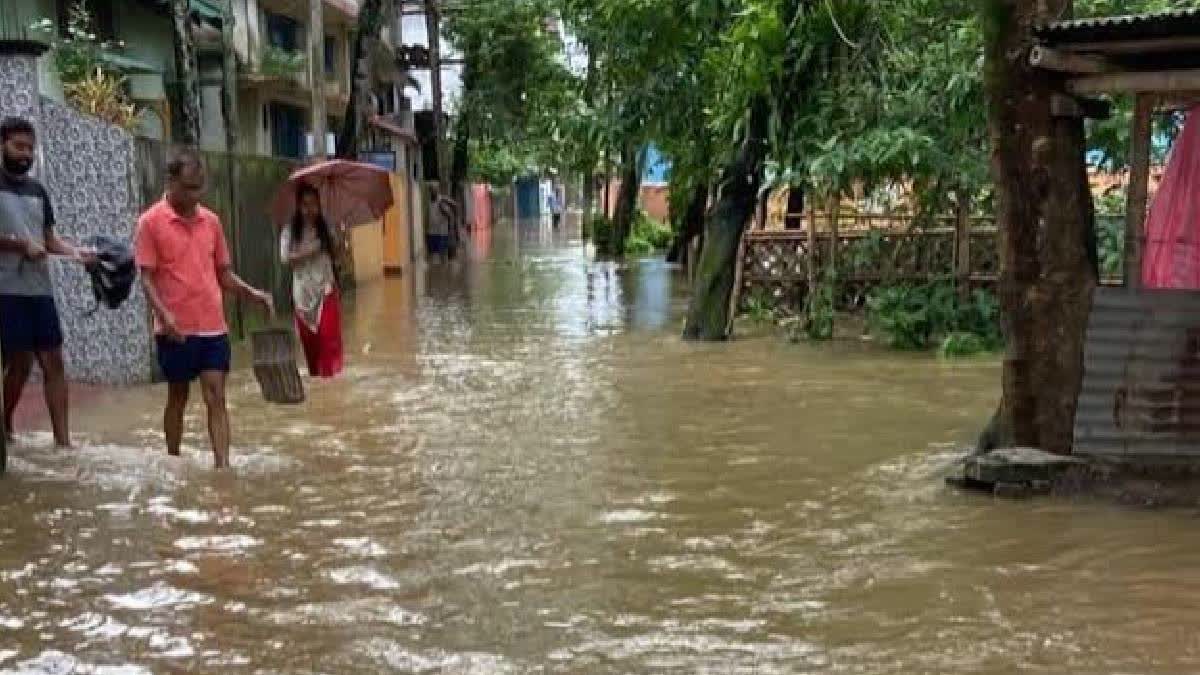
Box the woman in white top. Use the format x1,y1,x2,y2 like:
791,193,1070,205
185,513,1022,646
280,185,344,377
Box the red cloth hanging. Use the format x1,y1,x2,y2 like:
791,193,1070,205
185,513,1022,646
1143,106,1200,288
296,290,344,378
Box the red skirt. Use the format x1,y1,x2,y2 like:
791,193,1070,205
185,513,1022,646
296,289,344,378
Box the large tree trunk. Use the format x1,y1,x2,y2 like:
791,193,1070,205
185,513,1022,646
981,0,1097,454
609,149,642,257
336,0,384,158
682,99,769,340
170,0,202,146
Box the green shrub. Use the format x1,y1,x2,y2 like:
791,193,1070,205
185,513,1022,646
586,214,613,248
631,211,673,250
866,280,1002,353
743,289,779,325
625,236,656,257
802,273,835,341
867,285,933,349
939,331,989,358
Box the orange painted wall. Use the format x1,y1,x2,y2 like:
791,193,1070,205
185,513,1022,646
604,181,671,223
382,172,411,274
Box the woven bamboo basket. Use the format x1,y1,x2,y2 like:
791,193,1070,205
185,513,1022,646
252,329,305,404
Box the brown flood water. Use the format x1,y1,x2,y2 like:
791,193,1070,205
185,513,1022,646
2,222,1199,674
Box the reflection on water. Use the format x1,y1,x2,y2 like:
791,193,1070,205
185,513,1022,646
0,220,1194,673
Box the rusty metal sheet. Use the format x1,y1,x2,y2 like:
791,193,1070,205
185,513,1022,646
1037,9,1200,44
1075,288,1200,460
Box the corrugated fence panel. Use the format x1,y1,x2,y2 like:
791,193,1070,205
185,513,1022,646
1075,287,1200,460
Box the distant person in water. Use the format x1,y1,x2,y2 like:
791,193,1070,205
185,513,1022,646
0,116,96,447
548,189,563,229
428,185,456,263
134,147,273,469
280,185,344,378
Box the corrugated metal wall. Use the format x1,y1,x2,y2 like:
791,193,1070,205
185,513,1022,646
1076,287,1200,460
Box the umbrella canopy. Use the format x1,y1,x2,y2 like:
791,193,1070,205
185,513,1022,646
271,160,394,228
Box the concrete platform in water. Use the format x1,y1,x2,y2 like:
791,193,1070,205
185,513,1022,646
948,447,1086,499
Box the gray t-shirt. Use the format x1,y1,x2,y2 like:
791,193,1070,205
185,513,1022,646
0,173,55,297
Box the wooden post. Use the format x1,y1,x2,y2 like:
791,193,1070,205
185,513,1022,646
1125,93,1154,288
308,0,327,157
828,196,839,279
726,233,747,337
955,194,971,300
806,203,817,294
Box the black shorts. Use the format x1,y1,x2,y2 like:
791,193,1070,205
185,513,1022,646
0,295,63,354
156,335,231,383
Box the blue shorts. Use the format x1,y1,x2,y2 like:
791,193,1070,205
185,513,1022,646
0,295,63,354
156,335,231,383
427,234,449,255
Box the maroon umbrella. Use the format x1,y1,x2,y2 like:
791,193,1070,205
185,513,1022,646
271,160,394,228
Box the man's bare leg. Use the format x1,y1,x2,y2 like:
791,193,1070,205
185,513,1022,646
3,351,32,442
165,381,189,457
199,370,230,469
36,349,70,448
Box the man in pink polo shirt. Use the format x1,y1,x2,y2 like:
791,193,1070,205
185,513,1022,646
134,148,273,469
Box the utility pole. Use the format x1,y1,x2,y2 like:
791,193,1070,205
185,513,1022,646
309,0,328,157
423,0,449,196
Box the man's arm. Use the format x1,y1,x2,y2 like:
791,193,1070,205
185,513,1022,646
140,269,182,341
45,232,95,263
37,184,88,262
218,266,273,314
0,234,42,258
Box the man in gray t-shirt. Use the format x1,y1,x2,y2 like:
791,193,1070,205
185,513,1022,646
0,117,95,447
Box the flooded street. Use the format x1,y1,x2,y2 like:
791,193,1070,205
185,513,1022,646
1,223,1197,674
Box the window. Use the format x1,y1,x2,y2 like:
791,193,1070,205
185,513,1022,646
265,12,299,51
269,102,306,159
324,36,336,77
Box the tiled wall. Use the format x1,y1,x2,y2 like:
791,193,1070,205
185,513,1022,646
0,50,156,385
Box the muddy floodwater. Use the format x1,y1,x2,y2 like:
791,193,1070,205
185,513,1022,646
1,223,1198,674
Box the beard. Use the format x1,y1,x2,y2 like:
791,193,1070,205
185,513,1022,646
2,153,32,176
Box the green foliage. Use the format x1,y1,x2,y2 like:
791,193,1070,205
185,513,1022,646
444,0,577,182
261,46,306,77
586,213,613,249
743,288,779,325
30,1,122,85
867,281,1001,352
627,211,672,254
939,332,990,358
1095,189,1126,278
29,1,138,130
802,273,836,342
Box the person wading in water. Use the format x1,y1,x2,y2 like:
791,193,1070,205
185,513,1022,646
0,116,96,447
280,185,345,378
134,148,273,469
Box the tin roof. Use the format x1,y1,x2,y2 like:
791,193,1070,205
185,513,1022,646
1075,288,1200,462
1037,9,1200,45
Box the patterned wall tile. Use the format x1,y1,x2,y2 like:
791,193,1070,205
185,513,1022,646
0,51,156,385
40,100,155,385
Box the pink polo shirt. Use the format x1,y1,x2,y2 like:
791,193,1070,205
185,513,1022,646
134,199,231,336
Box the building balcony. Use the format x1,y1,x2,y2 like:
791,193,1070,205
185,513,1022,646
257,0,359,23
